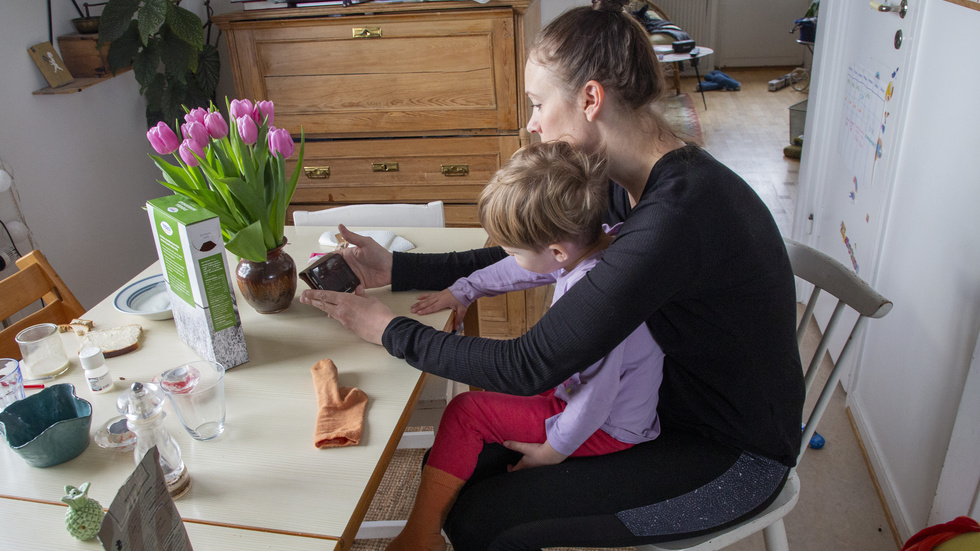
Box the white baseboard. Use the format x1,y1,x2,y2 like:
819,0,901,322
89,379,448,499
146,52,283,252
846,397,913,543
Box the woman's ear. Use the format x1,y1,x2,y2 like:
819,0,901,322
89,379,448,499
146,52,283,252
582,80,605,122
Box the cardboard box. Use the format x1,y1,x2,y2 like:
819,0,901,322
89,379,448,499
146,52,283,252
57,33,111,78
147,196,249,368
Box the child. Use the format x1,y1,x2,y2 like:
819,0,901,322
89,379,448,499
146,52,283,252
389,141,665,551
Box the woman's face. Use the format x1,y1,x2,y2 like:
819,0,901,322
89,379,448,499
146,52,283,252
525,60,587,145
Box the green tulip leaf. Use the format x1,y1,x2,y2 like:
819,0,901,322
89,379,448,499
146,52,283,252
226,222,268,263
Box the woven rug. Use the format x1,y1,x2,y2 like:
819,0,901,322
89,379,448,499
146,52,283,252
661,93,703,144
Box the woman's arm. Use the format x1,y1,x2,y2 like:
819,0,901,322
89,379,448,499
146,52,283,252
383,203,700,395
392,246,508,291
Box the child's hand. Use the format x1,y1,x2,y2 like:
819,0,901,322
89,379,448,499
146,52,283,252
503,440,568,472
411,289,467,331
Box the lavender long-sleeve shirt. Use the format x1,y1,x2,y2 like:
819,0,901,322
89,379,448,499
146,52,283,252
448,243,664,456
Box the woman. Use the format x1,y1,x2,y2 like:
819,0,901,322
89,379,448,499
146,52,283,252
301,1,805,549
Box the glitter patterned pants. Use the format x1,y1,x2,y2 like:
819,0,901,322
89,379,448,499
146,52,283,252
438,423,790,551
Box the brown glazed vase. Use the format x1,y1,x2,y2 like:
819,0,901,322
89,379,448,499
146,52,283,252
235,239,297,314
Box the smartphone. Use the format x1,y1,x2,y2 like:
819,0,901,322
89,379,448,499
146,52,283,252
299,253,361,293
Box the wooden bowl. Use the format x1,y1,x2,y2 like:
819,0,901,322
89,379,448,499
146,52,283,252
72,17,101,34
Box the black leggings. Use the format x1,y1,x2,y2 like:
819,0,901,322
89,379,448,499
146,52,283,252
434,425,789,551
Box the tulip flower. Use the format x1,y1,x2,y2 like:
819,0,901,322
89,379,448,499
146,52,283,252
229,99,254,122
184,107,208,127
204,111,228,139
267,127,295,158
179,138,205,167
255,100,275,127
146,121,180,155
237,115,258,145
181,121,210,150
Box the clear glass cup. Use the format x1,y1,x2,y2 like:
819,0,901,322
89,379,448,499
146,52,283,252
14,323,70,379
159,360,226,440
0,359,26,437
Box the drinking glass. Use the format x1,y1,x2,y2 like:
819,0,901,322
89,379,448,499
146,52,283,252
15,323,70,379
159,360,226,440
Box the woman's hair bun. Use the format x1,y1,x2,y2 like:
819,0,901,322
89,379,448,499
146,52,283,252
592,0,629,12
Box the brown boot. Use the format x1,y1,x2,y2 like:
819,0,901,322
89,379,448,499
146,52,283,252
385,466,465,551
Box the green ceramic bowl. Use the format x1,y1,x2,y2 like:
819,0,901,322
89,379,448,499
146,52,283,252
0,383,92,468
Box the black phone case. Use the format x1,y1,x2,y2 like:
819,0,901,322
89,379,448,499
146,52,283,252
299,253,361,293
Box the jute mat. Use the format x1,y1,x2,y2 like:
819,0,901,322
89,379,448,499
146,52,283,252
351,428,633,551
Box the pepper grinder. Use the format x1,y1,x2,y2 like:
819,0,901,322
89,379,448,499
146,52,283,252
117,382,191,498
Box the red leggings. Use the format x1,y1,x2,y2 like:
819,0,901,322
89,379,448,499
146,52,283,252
427,390,634,480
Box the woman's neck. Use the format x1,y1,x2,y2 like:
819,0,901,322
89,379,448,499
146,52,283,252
600,108,686,205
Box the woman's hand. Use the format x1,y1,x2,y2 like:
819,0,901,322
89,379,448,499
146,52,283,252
335,225,393,289
503,440,568,472
300,287,396,345
411,290,467,331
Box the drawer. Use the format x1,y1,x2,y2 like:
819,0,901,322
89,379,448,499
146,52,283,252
226,9,519,138
286,135,520,213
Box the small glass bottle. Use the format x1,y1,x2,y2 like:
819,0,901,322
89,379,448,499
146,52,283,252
79,347,113,393
117,382,191,498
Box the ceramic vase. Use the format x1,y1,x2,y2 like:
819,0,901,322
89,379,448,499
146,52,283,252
235,239,297,314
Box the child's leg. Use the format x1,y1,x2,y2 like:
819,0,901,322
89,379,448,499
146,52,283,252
427,390,565,479
387,391,563,551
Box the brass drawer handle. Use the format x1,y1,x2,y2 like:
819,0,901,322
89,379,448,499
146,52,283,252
372,162,399,172
441,164,469,177
304,166,330,179
353,27,381,38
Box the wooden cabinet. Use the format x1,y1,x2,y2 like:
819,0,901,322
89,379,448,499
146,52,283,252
215,1,543,338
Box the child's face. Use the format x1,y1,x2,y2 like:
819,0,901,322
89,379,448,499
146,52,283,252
502,244,568,274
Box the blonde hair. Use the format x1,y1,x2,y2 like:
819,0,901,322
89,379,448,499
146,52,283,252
479,141,608,251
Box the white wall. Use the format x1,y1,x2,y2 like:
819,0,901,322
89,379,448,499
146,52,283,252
540,0,811,67
0,0,236,308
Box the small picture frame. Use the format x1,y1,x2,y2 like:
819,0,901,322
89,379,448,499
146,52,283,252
28,41,74,88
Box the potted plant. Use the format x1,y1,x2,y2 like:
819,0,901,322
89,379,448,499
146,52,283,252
97,0,220,127
146,99,306,313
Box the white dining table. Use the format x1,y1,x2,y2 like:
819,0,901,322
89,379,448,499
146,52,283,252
0,225,489,550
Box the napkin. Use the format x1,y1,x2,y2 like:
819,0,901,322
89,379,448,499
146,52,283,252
311,359,368,449
319,230,415,252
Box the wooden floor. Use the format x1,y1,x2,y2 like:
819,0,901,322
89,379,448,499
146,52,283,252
682,67,810,236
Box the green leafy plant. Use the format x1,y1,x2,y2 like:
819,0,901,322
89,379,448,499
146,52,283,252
97,0,220,128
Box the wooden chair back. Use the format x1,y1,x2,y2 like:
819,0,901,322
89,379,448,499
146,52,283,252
0,250,85,360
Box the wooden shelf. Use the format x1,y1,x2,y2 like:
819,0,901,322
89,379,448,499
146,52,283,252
32,67,131,95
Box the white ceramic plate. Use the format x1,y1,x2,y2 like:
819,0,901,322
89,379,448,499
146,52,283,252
113,274,173,321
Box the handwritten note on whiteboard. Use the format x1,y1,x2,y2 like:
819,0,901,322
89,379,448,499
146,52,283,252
837,63,887,189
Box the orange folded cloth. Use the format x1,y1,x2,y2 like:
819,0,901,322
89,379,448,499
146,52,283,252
311,359,368,448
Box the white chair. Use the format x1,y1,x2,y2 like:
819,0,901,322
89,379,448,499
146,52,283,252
292,201,445,228
641,238,893,551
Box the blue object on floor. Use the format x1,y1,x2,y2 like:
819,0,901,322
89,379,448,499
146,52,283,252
696,81,724,92
703,70,741,91
809,431,825,449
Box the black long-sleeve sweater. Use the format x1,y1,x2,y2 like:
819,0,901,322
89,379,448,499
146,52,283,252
384,146,804,467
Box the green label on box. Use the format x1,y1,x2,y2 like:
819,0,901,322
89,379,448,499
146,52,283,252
156,219,195,306
199,255,236,332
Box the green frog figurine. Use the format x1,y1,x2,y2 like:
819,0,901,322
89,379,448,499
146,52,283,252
62,482,105,540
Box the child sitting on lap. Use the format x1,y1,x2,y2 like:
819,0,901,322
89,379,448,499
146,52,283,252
389,141,665,551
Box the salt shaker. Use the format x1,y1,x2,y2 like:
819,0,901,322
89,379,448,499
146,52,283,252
116,382,191,498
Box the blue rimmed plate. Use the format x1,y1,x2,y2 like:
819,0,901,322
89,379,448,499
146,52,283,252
113,274,173,321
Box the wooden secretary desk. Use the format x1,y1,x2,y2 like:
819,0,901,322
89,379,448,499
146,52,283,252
215,0,545,339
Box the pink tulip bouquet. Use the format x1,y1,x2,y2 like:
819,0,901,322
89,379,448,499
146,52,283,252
146,98,305,263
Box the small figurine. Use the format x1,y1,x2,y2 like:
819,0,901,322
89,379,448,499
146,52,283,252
62,482,105,540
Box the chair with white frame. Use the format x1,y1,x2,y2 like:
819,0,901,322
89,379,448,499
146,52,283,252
641,238,893,551
291,201,445,228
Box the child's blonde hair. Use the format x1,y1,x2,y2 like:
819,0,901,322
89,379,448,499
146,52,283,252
479,141,608,251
